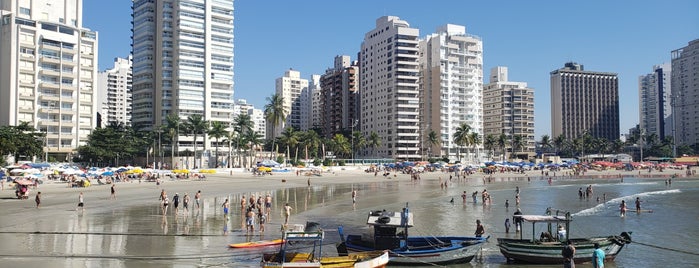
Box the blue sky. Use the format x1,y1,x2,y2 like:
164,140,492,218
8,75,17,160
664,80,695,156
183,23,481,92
84,0,698,140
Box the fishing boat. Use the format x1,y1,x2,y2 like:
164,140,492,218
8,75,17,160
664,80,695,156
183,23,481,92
497,208,632,264
261,230,389,268
229,238,285,248
337,203,488,265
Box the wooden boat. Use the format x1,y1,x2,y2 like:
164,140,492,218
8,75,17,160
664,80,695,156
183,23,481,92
261,230,389,268
229,238,285,248
337,203,488,265
497,208,632,264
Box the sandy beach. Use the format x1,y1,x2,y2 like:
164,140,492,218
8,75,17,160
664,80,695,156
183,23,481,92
0,166,690,226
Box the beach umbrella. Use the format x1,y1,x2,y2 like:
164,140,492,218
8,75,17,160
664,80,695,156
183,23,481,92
101,171,114,176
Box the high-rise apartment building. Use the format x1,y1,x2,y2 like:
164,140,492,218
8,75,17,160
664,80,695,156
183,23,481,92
420,24,483,162
0,0,98,161
268,69,309,140
97,56,132,127
320,55,359,139
484,67,535,158
131,0,235,167
233,99,265,139
360,16,420,160
638,63,672,140
551,62,619,141
309,74,322,130
671,39,699,147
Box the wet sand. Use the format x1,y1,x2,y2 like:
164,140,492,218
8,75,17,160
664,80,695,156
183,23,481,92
0,166,690,227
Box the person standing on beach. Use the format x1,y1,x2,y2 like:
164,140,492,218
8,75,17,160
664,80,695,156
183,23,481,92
195,190,201,210
265,194,272,220
635,197,642,213
513,208,523,232
562,240,576,268
245,207,255,233
504,218,511,233
222,198,230,216
351,190,357,204
35,191,41,208
173,193,180,215
162,194,170,215
619,200,627,217
474,219,485,237
592,243,605,268
77,192,85,211
182,193,190,214
283,203,293,225
257,207,266,233
110,184,116,200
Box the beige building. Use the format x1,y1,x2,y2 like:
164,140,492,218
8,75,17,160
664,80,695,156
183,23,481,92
0,0,98,161
360,16,421,160
420,24,483,162
483,67,535,159
267,69,310,141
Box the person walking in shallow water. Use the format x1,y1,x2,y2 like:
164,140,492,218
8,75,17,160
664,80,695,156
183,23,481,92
561,240,576,268
35,191,41,208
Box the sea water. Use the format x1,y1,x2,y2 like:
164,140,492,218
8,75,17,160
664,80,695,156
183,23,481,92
0,176,697,268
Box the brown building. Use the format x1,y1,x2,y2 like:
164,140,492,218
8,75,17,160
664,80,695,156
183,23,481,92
319,55,359,138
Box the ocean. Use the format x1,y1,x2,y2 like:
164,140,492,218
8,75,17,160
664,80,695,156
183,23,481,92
0,175,697,268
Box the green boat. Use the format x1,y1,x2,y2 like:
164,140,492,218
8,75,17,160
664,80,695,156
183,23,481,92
497,208,632,264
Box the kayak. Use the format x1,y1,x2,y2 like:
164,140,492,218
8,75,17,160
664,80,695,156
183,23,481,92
229,239,284,248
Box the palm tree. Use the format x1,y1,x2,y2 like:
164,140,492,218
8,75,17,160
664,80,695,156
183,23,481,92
264,93,286,160
367,131,381,158
331,134,351,158
207,121,227,168
299,129,322,160
512,135,524,158
184,114,207,168
611,139,624,154
222,131,237,168
244,131,264,167
426,130,440,159
278,127,299,164
452,123,471,163
468,132,481,163
483,134,496,161
497,133,508,161
539,134,552,154
233,113,254,166
351,130,366,160
164,113,182,168
553,134,566,156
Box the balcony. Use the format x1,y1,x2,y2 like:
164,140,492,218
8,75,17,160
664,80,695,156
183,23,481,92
41,82,60,89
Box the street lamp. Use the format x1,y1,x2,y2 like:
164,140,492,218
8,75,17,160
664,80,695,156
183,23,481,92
351,119,358,165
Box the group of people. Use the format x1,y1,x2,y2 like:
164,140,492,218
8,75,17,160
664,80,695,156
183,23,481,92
159,189,200,216
561,241,606,268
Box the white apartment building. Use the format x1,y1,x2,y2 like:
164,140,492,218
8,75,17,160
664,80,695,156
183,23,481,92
233,99,265,140
97,56,132,127
309,74,322,130
0,0,98,162
671,39,699,147
483,67,535,159
420,24,483,162
269,69,309,140
131,0,235,168
638,63,672,141
360,16,420,160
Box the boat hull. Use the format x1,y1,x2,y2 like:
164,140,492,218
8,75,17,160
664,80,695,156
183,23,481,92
497,234,631,264
262,251,388,268
342,236,486,265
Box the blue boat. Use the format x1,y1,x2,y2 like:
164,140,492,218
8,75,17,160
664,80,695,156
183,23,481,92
337,203,487,265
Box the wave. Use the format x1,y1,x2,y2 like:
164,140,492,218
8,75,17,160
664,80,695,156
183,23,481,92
572,189,680,217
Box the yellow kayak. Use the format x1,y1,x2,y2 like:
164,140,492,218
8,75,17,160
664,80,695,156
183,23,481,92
229,239,284,248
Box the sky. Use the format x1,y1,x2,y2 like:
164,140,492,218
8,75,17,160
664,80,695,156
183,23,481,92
83,0,698,140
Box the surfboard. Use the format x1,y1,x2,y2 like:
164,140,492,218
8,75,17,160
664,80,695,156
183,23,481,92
635,209,654,213
229,238,284,248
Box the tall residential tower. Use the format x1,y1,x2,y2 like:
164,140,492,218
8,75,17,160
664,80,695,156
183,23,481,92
484,67,535,159
671,39,699,147
638,63,671,140
97,56,132,127
0,0,98,161
360,16,421,160
131,0,235,167
420,24,483,162
319,55,359,139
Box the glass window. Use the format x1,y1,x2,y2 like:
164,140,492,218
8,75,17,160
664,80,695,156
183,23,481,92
20,7,31,15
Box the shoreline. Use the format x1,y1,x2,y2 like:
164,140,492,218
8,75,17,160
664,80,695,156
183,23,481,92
0,167,694,229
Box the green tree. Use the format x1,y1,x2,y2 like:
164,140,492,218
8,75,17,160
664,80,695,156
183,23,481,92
351,130,366,159
468,132,481,162
184,114,208,168
426,130,441,159
264,93,286,159
207,121,228,168
497,133,508,161
452,123,471,163
278,127,299,164
539,134,552,153
553,134,566,156
367,131,381,158
331,134,351,158
164,113,182,167
483,134,497,161
233,113,254,165
299,129,322,160
244,131,264,167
